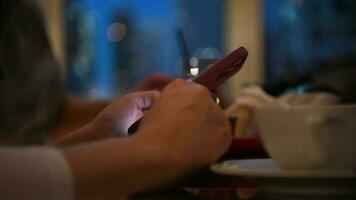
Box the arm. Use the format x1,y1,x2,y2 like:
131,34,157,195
49,96,110,141
63,80,232,199
62,136,176,199
50,74,173,141
4,80,230,199
50,91,160,146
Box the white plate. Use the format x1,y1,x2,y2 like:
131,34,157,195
211,159,356,199
211,159,356,178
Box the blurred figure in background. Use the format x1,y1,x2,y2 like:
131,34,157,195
0,0,64,144
0,0,173,145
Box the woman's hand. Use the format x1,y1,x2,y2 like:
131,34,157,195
91,90,160,137
51,91,160,145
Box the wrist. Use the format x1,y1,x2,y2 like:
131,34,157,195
131,132,188,180
85,121,113,139
63,136,184,199
49,123,108,146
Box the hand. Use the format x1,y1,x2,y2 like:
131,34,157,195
51,91,160,145
92,90,160,137
135,79,232,173
62,80,232,199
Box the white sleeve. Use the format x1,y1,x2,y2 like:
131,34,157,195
0,146,73,200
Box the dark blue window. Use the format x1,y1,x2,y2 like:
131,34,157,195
264,0,356,87
66,0,224,98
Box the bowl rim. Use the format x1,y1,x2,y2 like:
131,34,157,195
255,104,356,111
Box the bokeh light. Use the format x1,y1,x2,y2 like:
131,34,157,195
107,22,127,42
189,57,199,68
193,47,222,59
190,67,199,76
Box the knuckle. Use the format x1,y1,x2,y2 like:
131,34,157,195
175,79,187,84
164,79,187,91
150,90,161,96
222,123,233,149
123,93,136,102
145,90,161,99
171,79,187,87
193,84,210,97
212,103,225,117
222,119,232,133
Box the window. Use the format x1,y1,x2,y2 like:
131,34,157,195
66,0,224,99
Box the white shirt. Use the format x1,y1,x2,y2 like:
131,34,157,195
0,147,73,200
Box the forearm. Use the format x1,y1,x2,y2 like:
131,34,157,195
62,136,178,199
50,96,110,140
48,124,108,146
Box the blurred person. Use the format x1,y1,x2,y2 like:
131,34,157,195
0,0,173,145
0,0,65,144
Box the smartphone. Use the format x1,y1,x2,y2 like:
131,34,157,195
128,47,248,134
193,46,248,91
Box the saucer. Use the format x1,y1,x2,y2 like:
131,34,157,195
211,159,356,199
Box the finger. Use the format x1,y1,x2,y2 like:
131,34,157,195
163,79,189,91
212,102,232,132
131,90,161,110
190,82,212,98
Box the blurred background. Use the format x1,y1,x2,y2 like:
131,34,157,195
37,0,356,103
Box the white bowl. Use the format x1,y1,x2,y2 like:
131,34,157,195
255,105,356,170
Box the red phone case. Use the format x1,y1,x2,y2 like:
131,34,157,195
193,47,248,91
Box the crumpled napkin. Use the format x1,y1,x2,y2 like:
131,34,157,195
227,85,341,114
225,85,341,137
277,91,341,105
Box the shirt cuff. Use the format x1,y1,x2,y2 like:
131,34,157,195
0,146,73,200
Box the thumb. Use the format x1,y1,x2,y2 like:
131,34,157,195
131,90,161,111
123,90,161,125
